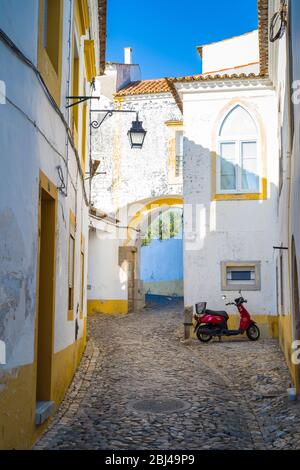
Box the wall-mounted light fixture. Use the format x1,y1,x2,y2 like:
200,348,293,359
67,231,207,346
127,113,147,149
90,108,147,151
87,109,147,191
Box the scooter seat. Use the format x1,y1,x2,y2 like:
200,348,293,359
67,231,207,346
205,309,229,319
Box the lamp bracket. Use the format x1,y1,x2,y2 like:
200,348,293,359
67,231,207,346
66,96,100,108
90,109,137,129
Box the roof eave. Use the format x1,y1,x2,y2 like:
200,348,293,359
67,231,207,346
98,0,107,75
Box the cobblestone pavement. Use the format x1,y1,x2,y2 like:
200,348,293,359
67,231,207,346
35,299,300,450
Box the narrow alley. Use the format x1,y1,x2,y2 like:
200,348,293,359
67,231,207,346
34,300,300,450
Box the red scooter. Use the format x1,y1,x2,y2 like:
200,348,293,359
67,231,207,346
193,292,260,342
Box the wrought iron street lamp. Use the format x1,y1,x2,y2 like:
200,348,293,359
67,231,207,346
90,109,146,151
87,109,147,183
127,113,147,149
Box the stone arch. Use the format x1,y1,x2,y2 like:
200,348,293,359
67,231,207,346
123,196,183,246
118,196,183,312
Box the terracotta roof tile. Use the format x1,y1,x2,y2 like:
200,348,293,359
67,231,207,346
115,2,269,91
98,0,107,75
171,72,261,83
193,1,269,80
116,78,173,96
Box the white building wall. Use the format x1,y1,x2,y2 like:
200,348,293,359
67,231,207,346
0,0,93,368
181,84,279,317
89,73,183,311
0,0,39,64
202,30,259,73
88,226,128,302
91,91,182,214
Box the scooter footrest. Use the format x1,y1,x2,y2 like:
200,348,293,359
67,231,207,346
223,329,242,336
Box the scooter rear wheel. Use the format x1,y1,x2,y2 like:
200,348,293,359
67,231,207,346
196,326,213,343
246,324,260,341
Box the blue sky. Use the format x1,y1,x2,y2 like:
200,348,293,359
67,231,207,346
107,0,258,79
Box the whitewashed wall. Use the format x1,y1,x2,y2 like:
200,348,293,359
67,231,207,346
88,219,128,302
180,81,279,315
201,30,259,73
268,0,291,317
289,0,300,334
91,87,183,214
0,0,93,368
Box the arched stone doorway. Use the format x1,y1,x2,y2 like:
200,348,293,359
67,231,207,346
119,196,183,312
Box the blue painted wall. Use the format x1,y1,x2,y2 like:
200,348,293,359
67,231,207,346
141,238,183,282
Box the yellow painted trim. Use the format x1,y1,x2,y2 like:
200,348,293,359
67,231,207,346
74,0,90,37
212,177,267,201
87,299,128,315
83,315,87,349
84,40,96,83
39,170,58,200
68,210,76,321
114,96,125,104
0,363,43,449
167,125,183,184
278,312,298,389
51,332,86,405
81,104,87,172
38,0,63,106
71,31,80,148
125,197,183,244
211,99,268,202
165,120,183,127
0,329,86,449
36,171,58,402
80,234,85,320
69,209,76,228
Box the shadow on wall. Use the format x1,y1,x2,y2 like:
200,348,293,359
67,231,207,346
141,238,183,297
183,136,279,339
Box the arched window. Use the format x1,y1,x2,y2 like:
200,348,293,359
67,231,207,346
218,105,259,193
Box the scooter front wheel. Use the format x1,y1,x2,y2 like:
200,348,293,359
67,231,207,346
196,326,213,343
246,323,260,341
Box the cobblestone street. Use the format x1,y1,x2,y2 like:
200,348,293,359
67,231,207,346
35,300,300,450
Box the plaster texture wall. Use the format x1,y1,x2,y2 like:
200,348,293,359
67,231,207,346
91,87,183,214
0,0,99,448
201,30,259,73
180,82,279,318
141,238,183,296
266,0,300,388
0,5,91,370
88,224,128,302
0,0,39,65
289,0,300,318
89,71,183,310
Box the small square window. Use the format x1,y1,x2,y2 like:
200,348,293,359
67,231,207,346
231,270,252,281
221,261,261,291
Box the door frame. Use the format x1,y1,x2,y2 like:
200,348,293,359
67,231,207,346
34,170,58,402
